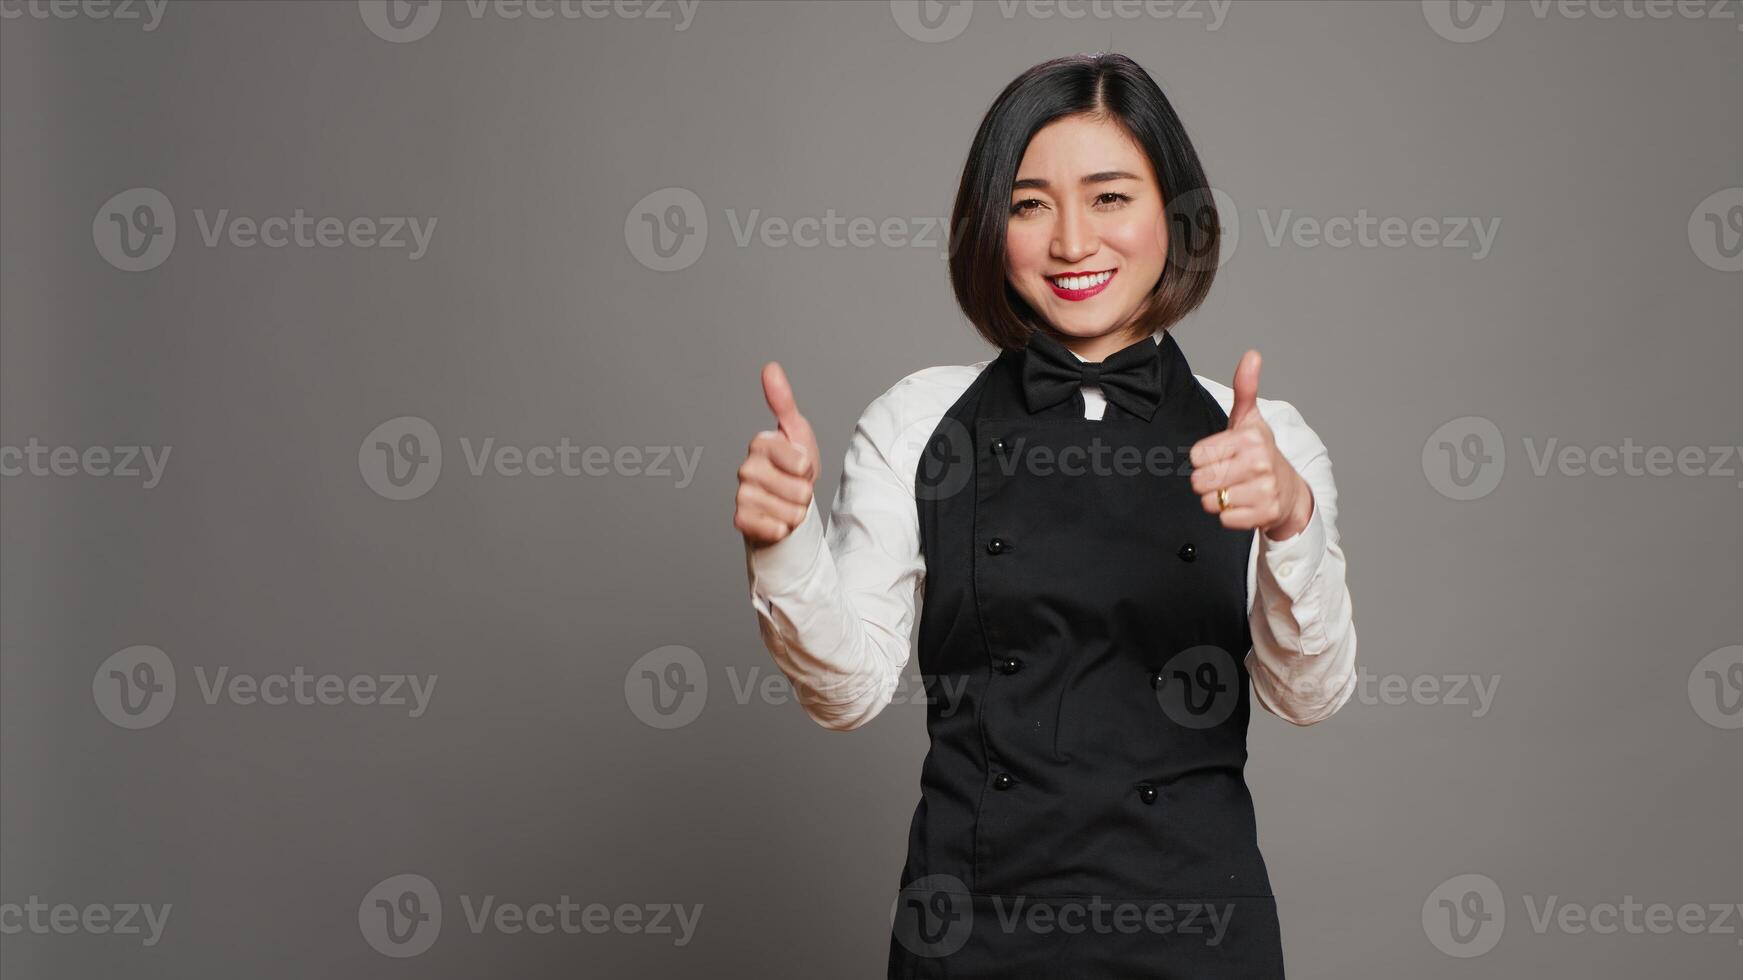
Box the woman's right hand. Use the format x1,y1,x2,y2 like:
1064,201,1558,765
736,361,821,547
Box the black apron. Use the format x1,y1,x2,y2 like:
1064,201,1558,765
888,331,1285,978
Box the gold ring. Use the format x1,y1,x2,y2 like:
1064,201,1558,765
1216,487,1230,512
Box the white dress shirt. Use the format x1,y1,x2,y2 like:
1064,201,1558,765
743,328,1358,732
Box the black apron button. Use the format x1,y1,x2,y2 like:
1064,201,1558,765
995,657,1022,674
990,437,1008,455
1177,542,1196,562
986,537,1008,555
1148,668,1163,690
992,773,1014,790
1136,783,1158,805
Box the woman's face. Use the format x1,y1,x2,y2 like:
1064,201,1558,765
1005,113,1168,347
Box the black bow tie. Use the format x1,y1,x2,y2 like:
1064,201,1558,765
1021,329,1164,421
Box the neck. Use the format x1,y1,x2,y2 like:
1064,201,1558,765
1054,325,1158,363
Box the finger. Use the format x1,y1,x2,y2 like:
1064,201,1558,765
1198,477,1278,515
738,482,809,530
1189,428,1252,468
1189,451,1261,495
737,510,794,546
761,361,816,449
1228,349,1262,427
1215,506,1269,531
751,430,816,481
741,452,814,506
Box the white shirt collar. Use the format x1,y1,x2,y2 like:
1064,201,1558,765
1067,327,1168,363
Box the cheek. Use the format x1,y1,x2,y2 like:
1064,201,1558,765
1004,223,1048,273
1102,215,1168,267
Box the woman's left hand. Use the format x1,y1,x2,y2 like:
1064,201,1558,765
1188,350,1315,541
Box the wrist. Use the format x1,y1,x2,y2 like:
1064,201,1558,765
1264,474,1314,541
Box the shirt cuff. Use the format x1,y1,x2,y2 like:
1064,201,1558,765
745,497,827,597
1258,494,1327,604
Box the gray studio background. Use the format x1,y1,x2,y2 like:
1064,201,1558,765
3,1,1740,977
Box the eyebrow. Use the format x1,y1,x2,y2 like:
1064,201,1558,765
1011,171,1141,192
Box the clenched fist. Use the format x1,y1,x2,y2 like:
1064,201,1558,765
736,361,822,547
1188,350,1314,540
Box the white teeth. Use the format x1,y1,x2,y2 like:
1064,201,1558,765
1051,270,1113,290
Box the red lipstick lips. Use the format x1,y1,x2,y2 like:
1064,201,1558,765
1046,268,1116,301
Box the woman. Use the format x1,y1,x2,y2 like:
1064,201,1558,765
735,52,1357,978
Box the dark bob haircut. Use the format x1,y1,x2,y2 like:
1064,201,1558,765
947,52,1221,350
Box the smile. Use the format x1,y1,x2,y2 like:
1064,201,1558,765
1046,268,1116,300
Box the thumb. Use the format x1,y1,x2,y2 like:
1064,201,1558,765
1228,349,1262,427
761,361,817,455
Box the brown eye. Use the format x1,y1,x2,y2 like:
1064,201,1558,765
1010,198,1044,216
1095,192,1133,208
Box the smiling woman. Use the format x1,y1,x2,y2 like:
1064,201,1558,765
736,51,1358,980
947,53,1220,361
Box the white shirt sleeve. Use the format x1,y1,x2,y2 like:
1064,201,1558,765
1239,396,1360,726
741,371,948,731
744,362,1358,732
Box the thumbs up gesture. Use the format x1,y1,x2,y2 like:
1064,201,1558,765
1188,350,1314,540
736,361,823,547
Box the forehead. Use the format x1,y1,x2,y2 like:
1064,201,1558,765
1016,115,1149,173
1010,114,1157,184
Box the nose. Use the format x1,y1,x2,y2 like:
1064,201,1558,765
1050,200,1099,265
